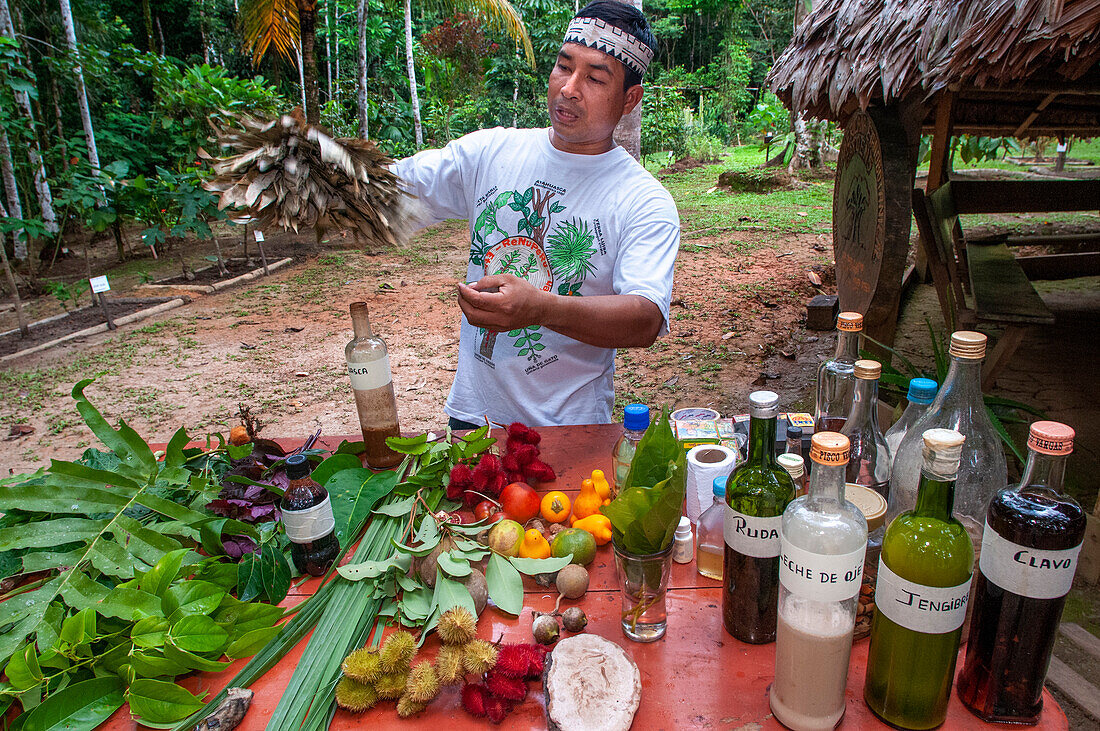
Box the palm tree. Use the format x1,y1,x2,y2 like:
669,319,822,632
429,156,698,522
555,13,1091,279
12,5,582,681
240,0,322,123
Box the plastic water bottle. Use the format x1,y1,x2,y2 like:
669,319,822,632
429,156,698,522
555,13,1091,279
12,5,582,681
611,404,650,497
884,377,938,458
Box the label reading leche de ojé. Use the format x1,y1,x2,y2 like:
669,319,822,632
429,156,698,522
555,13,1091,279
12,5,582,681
780,536,866,603
282,496,336,544
875,559,970,634
979,521,1083,600
724,505,782,559
347,354,392,391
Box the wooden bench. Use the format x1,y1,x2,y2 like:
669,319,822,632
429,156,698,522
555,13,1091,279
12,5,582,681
912,181,1057,389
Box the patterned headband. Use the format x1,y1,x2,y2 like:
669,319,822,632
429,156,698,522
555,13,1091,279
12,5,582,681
562,16,654,78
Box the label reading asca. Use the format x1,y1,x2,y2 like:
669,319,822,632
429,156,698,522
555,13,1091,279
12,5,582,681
875,559,970,634
780,536,865,602
724,506,782,559
979,522,1082,600
347,355,392,391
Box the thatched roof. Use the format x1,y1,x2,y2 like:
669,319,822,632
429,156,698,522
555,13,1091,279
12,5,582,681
768,0,1100,136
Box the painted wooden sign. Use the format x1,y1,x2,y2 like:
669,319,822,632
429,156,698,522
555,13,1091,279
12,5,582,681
833,110,886,315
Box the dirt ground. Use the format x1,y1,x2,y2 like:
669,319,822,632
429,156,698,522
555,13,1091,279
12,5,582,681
1,195,832,475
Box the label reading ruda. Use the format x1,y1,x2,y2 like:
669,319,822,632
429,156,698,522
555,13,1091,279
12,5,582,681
875,559,970,634
980,521,1082,600
282,496,336,543
724,505,782,559
347,355,392,391
780,536,866,602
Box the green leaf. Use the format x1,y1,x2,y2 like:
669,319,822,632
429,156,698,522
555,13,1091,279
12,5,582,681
370,493,415,517
71,380,156,479
126,680,204,725
398,585,433,621
236,553,263,603
139,548,191,598
259,544,291,603
20,676,125,731
5,645,42,691
310,453,361,487
486,554,522,615
128,650,188,678
336,554,410,581
507,554,573,576
327,468,399,545
0,481,130,514
224,626,280,659
432,572,477,618
163,581,225,619
131,617,170,649
384,435,431,455
0,518,107,551
163,643,230,673
168,615,228,653
437,551,471,577
59,608,96,646
215,602,283,636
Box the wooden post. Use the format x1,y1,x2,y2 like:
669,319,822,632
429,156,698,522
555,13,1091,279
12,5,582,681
925,92,955,194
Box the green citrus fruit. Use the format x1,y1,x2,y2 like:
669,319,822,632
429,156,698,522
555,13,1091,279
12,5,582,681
551,528,597,566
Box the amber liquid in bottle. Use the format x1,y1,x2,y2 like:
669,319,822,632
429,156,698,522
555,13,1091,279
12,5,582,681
281,454,340,576
346,302,402,468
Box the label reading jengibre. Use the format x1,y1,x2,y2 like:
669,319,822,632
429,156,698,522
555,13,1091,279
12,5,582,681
875,559,970,634
980,521,1082,600
347,355,392,391
780,536,866,603
283,496,336,543
724,505,782,559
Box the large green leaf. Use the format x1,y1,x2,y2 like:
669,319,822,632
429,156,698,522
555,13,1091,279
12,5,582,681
139,549,191,598
163,581,225,619
71,380,156,481
168,616,228,654
224,626,280,659
126,680,204,725
20,676,125,731
485,554,522,615
258,544,290,603
432,572,479,618
131,617,170,649
310,453,361,487
0,518,108,551
326,468,400,545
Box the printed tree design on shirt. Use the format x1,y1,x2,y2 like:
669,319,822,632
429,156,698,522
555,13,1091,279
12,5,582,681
471,191,515,265
547,218,597,297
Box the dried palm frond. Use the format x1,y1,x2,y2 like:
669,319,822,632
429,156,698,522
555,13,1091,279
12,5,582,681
202,108,417,249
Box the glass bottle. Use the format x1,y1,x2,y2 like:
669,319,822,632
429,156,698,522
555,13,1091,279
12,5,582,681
864,429,974,730
957,421,1087,724
281,454,341,576
771,432,867,731
885,377,938,457
778,453,806,497
722,390,796,644
697,476,727,581
786,425,804,460
345,302,402,468
814,311,863,433
889,331,1007,551
612,403,650,497
841,359,891,500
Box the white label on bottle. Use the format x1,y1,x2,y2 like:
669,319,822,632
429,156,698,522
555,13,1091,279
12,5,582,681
780,536,866,602
875,558,970,634
979,521,1082,600
347,354,392,391
282,496,336,543
724,505,782,558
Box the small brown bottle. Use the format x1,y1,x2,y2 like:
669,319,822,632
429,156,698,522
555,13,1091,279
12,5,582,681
281,454,340,576
346,302,402,468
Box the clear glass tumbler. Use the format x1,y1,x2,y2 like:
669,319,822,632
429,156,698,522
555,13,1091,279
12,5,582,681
613,541,673,642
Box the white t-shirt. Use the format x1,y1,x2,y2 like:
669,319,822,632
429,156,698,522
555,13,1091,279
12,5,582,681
395,127,679,427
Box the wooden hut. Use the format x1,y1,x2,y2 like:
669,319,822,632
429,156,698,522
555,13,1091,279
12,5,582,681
768,0,1100,380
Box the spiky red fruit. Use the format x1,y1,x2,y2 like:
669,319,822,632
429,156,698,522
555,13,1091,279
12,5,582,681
448,463,475,499
519,643,546,677
507,422,540,445
461,683,488,718
525,460,556,483
511,443,539,467
485,696,512,724
492,645,529,679
501,451,522,474
485,670,527,702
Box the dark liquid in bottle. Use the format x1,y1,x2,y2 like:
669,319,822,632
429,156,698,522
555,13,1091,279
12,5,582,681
722,546,779,644
957,488,1086,723
361,424,402,469
283,485,341,576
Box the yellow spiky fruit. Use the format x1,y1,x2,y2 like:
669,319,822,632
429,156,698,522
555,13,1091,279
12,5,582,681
462,639,498,675
341,647,382,683
403,661,440,704
334,677,378,712
379,630,416,672
396,696,427,718
375,670,409,700
437,607,477,646
435,645,465,684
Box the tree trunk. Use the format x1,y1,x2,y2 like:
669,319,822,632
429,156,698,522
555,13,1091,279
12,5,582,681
0,0,59,239
297,47,307,112
0,202,28,337
58,0,100,172
0,131,26,261
141,0,155,52
298,0,320,124
199,0,210,65
324,0,332,101
611,0,641,159
787,0,816,173
356,0,369,138
403,0,422,146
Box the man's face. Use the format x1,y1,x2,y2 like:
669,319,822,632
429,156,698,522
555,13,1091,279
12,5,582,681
547,42,643,155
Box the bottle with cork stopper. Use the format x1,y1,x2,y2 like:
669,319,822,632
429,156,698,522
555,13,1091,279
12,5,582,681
864,428,974,730
888,331,1007,552
814,311,863,434
345,302,402,468
957,421,1087,724
771,432,867,731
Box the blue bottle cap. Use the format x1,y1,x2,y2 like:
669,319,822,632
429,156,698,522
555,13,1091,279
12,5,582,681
713,476,727,497
907,377,938,405
623,404,650,431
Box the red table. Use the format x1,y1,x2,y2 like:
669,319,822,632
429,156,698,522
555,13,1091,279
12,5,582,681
103,425,1067,730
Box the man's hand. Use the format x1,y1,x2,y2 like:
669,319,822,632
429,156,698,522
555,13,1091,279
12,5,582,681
457,274,548,332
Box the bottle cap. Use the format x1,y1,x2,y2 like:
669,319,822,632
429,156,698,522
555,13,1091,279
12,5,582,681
285,453,311,479
623,403,650,431
786,425,803,442
748,390,781,419
921,428,966,479
777,453,805,479
675,516,692,537
854,359,881,380
1028,421,1074,456
846,483,888,532
949,331,987,360
809,432,850,466
907,377,938,404
837,312,863,332
712,475,727,497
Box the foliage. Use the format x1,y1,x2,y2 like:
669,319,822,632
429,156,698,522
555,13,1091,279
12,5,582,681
642,86,688,163
686,131,724,162
0,380,283,727
128,167,222,251
42,280,89,312
745,91,790,138
421,14,499,90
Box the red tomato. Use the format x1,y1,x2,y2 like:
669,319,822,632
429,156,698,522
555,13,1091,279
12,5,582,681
500,482,540,523
474,500,502,522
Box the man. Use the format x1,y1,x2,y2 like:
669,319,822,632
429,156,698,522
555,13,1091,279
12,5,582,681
395,0,679,429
